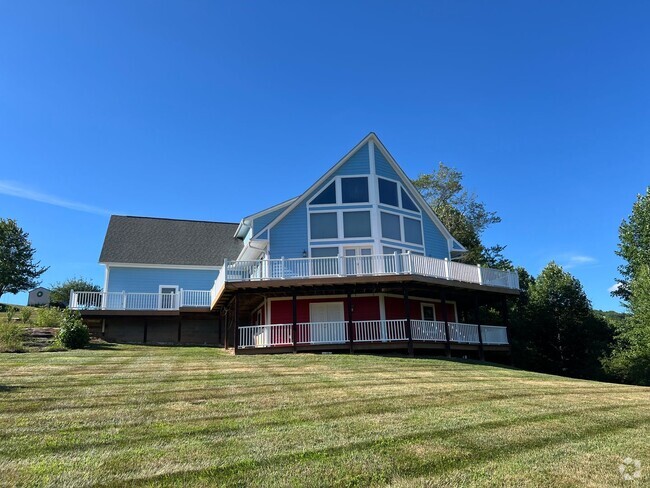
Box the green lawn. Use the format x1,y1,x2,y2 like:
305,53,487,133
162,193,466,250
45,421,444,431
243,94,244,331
0,346,648,487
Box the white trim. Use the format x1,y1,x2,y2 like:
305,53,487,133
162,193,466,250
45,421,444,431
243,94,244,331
103,265,110,293
379,294,386,321
158,285,179,310
372,136,464,255
101,262,221,271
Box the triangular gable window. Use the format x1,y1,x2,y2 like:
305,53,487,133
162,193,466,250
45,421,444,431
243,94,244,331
311,181,336,205
401,188,418,212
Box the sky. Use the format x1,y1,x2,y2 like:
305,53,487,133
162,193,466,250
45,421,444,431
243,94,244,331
1,1,648,311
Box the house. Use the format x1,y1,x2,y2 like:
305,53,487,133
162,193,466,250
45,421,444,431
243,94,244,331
28,287,51,306
73,133,519,358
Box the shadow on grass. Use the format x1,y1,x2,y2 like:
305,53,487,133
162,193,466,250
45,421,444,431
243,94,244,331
0,384,24,393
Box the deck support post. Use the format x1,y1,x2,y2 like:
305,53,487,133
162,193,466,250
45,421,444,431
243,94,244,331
441,291,451,357
233,293,239,355
347,289,354,354
143,317,148,344
177,317,182,343
474,296,485,361
292,290,298,353
224,310,229,350
403,286,413,357
217,313,222,347
501,296,513,365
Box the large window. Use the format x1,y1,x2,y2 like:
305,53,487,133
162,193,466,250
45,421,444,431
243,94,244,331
381,212,401,240
310,212,338,239
343,211,371,238
341,177,369,203
403,217,423,244
383,246,402,255
311,182,336,205
378,178,398,206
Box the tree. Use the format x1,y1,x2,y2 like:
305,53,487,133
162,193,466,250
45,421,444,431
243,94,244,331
513,262,613,379
50,277,101,306
613,187,650,302
412,163,511,269
605,266,650,385
0,219,48,298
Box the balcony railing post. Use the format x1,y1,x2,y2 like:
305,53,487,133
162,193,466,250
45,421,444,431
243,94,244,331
122,291,127,310
444,258,450,280
406,251,413,275
263,257,269,279
477,264,483,285
394,251,401,274
280,256,285,279
338,254,344,276
223,258,229,281
179,288,184,308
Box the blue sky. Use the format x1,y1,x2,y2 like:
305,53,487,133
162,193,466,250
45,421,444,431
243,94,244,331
1,1,648,311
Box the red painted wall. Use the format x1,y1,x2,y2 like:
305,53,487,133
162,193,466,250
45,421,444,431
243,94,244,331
384,297,456,321
270,296,380,323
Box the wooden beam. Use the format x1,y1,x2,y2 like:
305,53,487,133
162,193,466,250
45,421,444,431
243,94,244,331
474,296,485,361
347,289,354,354
233,293,239,354
441,291,451,358
292,289,297,353
403,286,413,357
177,318,182,343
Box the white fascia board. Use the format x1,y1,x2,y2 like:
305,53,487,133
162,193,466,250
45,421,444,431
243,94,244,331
243,196,299,222
100,262,221,270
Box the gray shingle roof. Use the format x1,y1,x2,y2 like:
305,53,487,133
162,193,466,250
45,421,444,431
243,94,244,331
99,216,243,266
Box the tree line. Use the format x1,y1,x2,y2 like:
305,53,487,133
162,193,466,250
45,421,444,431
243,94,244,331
413,164,650,386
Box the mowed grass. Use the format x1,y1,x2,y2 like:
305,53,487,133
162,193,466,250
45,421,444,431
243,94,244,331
0,346,649,487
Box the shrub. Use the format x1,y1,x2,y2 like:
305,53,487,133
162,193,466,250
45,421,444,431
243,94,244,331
56,309,90,349
20,307,33,324
5,306,18,322
35,307,63,328
0,321,24,352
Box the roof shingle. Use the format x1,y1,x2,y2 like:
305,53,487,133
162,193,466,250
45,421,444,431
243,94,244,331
99,216,243,266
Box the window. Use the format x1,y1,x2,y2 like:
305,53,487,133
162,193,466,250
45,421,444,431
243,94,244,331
343,211,371,238
383,246,402,255
341,177,369,203
311,181,336,205
381,212,401,240
378,178,398,206
310,212,338,239
311,247,338,257
401,188,418,211
403,217,423,244
422,304,435,321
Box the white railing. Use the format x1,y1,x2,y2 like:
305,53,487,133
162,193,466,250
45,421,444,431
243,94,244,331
480,325,509,345
237,320,508,349
239,324,293,348
70,289,211,311
448,322,480,343
297,321,348,344
353,319,407,342
411,320,447,342
216,253,518,291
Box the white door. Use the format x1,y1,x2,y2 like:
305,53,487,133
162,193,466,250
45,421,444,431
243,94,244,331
309,302,346,343
159,286,178,310
344,247,373,275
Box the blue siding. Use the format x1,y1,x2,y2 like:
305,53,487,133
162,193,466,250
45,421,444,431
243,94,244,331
269,203,308,259
253,206,288,235
107,267,218,293
375,146,400,180
334,143,369,175
422,215,449,259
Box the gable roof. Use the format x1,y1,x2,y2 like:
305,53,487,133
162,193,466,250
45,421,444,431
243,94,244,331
254,132,466,253
99,215,243,267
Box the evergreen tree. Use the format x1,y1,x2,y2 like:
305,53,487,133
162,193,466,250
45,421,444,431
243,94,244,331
0,218,48,298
